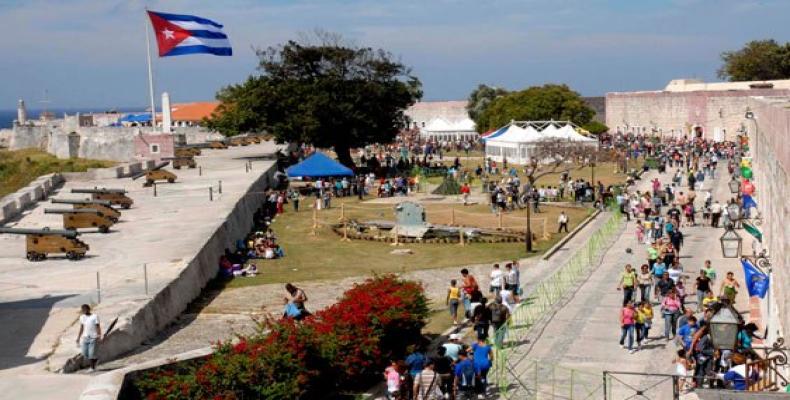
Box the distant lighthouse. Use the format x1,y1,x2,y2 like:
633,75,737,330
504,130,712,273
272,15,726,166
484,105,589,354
17,99,27,125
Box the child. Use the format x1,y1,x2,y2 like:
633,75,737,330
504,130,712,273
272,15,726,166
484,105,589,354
674,349,693,393
383,360,400,400
675,279,687,312
446,279,461,325
635,220,645,244
639,302,653,344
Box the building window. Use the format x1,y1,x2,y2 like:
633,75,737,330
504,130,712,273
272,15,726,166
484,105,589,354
150,144,160,154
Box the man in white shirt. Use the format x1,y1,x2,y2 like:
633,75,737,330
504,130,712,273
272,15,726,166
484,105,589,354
710,201,722,227
76,304,102,371
557,211,569,233
489,264,503,296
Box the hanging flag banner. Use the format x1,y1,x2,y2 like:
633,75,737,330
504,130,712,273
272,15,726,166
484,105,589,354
742,221,763,243
147,10,232,57
742,194,758,210
741,258,769,298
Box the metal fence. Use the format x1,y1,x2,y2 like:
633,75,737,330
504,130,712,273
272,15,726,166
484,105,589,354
492,206,624,399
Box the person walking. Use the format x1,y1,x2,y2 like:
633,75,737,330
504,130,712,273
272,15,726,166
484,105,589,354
661,290,682,340
694,270,712,311
289,189,300,212
619,300,637,353
488,296,510,348
76,304,102,371
413,359,440,400
454,351,476,400
557,211,569,233
489,264,503,296
461,183,471,206
472,335,493,398
460,269,479,319
719,271,741,305
637,264,653,303
446,279,461,325
617,264,638,306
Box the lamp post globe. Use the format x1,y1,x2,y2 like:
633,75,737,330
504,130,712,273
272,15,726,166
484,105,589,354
719,227,742,258
709,306,740,350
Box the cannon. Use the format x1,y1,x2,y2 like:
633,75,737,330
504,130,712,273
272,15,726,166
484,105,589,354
0,227,89,261
163,156,197,170
71,187,134,209
131,161,176,187
175,146,201,157
208,141,227,149
229,136,250,146
44,208,115,233
51,198,121,223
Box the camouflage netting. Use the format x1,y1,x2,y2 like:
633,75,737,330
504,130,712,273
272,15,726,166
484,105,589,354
432,175,461,195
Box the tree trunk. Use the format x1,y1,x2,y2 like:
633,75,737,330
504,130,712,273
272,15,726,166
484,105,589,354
334,145,356,169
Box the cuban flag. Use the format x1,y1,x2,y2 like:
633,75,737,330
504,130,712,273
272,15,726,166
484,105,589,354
147,11,232,57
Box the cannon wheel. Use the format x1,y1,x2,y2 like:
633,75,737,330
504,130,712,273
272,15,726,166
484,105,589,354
99,226,110,234
27,252,40,261
66,251,78,261
174,165,181,170
167,178,175,183
122,204,131,209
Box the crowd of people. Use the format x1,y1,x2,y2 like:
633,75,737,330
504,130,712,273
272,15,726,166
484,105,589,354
382,263,521,400
612,133,765,392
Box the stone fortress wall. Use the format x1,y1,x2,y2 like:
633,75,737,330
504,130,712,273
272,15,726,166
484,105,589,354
606,79,790,140
747,96,790,342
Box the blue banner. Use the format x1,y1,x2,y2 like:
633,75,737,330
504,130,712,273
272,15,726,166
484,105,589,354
742,259,769,298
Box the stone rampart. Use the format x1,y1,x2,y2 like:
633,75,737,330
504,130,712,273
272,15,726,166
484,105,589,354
0,173,64,224
747,96,790,342
606,88,790,140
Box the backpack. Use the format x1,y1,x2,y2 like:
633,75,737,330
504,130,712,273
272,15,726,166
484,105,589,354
490,304,506,324
458,361,476,389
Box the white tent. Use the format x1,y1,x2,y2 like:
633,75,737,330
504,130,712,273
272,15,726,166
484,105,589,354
420,117,478,141
484,121,598,164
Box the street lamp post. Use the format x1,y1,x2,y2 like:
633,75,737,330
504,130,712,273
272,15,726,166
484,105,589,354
525,201,533,252
709,305,741,349
719,226,742,258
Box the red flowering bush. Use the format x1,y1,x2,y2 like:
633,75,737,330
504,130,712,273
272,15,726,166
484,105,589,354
136,274,428,399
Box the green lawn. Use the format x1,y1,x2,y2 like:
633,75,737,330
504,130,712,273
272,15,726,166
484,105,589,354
0,148,116,197
226,198,591,288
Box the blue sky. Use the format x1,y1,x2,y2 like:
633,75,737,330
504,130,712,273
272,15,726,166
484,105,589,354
0,0,788,109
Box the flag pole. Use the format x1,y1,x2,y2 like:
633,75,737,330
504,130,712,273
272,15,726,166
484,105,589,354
144,9,156,130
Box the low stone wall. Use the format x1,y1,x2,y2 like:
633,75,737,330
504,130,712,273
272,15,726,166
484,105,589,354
0,173,64,224
63,162,279,373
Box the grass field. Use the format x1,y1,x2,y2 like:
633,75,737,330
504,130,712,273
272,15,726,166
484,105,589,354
0,148,116,197
226,197,591,288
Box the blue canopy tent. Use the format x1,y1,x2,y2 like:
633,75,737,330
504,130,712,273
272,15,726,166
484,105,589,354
286,152,354,178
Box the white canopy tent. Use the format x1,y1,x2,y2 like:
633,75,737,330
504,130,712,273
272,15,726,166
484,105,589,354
420,117,478,141
484,121,598,164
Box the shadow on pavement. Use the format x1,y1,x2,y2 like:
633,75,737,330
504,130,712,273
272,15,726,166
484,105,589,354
0,294,79,370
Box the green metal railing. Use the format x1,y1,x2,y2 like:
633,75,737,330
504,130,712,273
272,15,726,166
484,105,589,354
492,206,624,399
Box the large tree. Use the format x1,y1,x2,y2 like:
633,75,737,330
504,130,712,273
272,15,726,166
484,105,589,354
474,84,594,132
206,36,422,167
466,84,509,127
718,39,790,82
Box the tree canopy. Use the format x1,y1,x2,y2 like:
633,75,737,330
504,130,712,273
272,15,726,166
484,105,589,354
718,39,790,82
206,36,422,167
466,84,509,122
472,84,594,133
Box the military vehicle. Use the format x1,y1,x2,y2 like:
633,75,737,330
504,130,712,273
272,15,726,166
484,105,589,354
72,187,134,209
44,208,115,233
208,141,227,149
51,198,121,222
131,161,177,186
164,156,197,169
0,227,89,261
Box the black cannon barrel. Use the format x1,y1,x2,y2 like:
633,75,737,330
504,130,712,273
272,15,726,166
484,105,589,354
161,156,192,161
0,227,79,237
151,161,170,171
51,198,113,206
44,208,100,214
72,187,127,194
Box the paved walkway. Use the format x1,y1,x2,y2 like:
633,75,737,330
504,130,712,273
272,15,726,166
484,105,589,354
499,167,753,399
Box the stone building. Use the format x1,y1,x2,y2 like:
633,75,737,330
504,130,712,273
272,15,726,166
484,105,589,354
606,79,790,140
746,96,789,344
